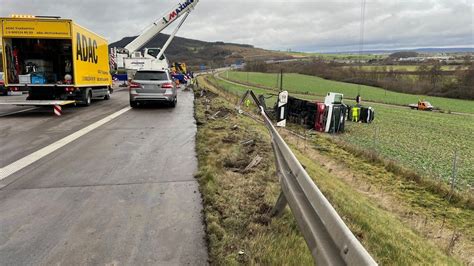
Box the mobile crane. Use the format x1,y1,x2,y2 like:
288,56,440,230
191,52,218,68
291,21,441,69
118,0,199,72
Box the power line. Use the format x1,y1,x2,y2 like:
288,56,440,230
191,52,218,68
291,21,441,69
358,0,367,95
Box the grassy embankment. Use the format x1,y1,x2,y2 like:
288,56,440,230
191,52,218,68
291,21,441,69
194,78,312,265
195,75,468,264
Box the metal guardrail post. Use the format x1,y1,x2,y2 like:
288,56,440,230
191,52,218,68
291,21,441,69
270,190,287,217
237,90,377,266
269,141,287,218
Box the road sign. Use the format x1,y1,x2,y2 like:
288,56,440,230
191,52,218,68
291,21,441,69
277,91,288,127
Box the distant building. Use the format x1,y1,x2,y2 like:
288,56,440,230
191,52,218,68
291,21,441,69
332,59,369,64
398,57,425,62
398,56,454,62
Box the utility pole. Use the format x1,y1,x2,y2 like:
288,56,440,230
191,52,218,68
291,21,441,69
280,69,283,91
276,72,279,88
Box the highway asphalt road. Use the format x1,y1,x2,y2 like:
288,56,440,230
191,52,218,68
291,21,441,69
0,88,208,265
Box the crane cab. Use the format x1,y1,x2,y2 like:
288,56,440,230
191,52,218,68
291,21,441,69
124,48,169,72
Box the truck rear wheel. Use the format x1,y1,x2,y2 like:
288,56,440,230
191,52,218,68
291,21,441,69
85,91,92,106
80,90,92,106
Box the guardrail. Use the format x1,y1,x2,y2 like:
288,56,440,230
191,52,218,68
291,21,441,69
237,90,377,265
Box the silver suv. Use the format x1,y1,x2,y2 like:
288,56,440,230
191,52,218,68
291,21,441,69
129,70,177,108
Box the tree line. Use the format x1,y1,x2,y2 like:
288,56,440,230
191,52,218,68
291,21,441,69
244,59,473,100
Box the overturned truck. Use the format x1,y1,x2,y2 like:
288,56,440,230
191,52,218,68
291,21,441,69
276,92,375,133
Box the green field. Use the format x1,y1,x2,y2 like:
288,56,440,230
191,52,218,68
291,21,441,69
340,65,466,72
224,71,474,114
210,75,474,190
341,103,474,189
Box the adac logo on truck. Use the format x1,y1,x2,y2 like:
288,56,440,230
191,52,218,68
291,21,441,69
163,0,195,23
76,33,99,64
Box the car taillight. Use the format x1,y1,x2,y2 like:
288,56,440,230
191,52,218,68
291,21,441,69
11,87,18,91
161,83,173,89
65,87,74,92
129,82,142,89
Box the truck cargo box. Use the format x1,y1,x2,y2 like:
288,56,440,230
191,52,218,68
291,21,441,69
305,101,317,129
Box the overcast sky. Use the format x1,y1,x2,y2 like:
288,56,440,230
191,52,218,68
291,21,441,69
1,0,473,52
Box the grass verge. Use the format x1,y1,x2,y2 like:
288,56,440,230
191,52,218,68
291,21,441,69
194,80,313,264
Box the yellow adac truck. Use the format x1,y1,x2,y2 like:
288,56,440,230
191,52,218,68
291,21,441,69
0,16,112,105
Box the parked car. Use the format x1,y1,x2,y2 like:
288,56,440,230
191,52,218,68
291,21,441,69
129,70,177,108
0,72,7,96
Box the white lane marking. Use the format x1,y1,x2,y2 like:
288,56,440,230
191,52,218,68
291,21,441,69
0,107,39,117
0,107,131,181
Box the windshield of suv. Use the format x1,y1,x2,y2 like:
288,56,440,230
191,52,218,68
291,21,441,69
134,71,168,81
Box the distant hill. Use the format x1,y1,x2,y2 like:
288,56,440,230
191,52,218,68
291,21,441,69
388,51,419,58
109,34,292,67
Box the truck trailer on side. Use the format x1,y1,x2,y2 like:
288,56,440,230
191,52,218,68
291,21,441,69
0,16,112,105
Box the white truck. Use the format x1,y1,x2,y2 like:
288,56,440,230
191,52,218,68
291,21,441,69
117,0,199,72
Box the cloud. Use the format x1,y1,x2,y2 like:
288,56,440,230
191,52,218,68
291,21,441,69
1,0,472,52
